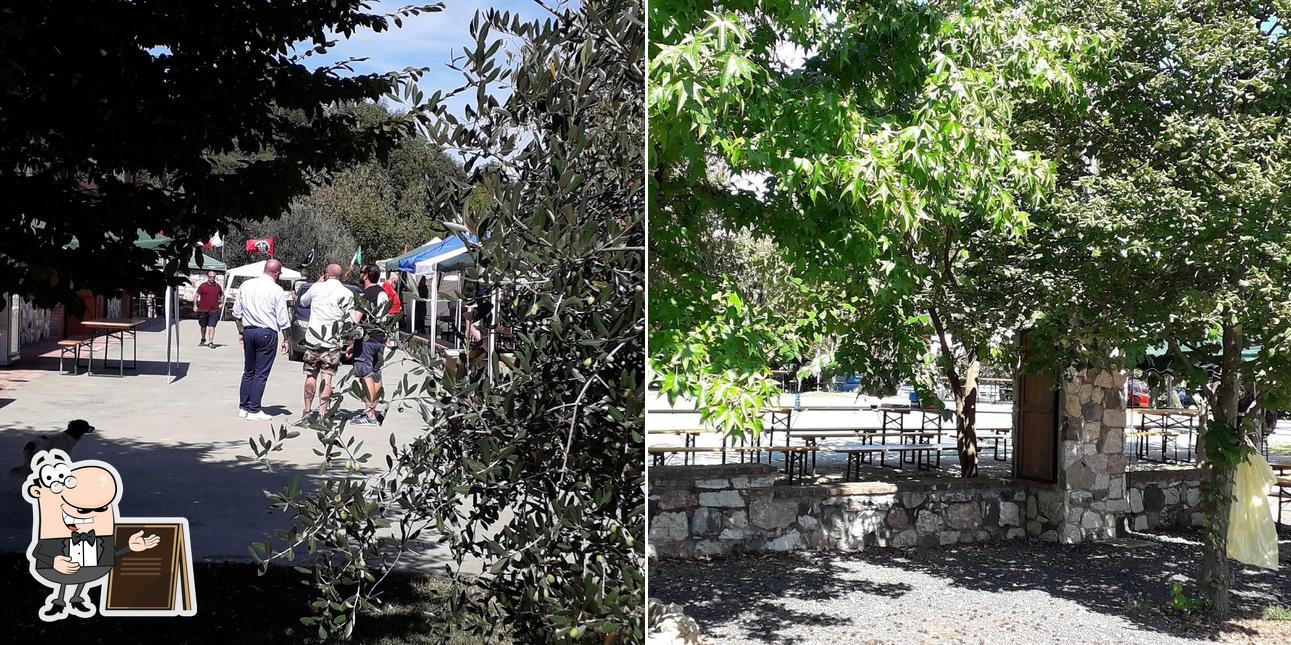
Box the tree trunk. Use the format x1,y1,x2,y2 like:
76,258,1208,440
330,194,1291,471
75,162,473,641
1198,322,1242,619
956,359,981,478
1200,439,1236,618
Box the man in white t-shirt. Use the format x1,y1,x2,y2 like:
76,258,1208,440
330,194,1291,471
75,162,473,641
297,263,355,424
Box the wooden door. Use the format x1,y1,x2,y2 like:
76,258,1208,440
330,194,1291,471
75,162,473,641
1015,369,1058,482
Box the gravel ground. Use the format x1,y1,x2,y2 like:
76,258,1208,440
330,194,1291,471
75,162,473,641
650,527,1291,644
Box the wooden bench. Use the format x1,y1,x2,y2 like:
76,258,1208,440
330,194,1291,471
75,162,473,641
835,443,950,479
763,446,819,484
647,445,758,466
56,338,91,375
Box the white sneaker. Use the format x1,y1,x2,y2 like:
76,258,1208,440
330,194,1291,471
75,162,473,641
244,411,272,421
238,409,249,419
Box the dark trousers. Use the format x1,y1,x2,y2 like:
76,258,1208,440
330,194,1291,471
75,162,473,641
240,328,277,412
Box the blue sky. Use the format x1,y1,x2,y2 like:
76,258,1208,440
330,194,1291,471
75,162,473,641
309,0,550,116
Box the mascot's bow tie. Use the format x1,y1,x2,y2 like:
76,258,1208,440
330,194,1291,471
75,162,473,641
70,529,97,545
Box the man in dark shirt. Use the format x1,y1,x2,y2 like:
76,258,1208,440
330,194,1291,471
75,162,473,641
350,264,388,426
194,271,223,347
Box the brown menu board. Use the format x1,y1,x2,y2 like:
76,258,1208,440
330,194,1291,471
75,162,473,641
102,521,196,616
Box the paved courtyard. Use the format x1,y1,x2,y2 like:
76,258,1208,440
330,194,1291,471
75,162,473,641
0,318,475,574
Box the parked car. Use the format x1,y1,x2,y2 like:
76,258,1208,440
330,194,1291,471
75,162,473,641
1126,379,1150,408
287,280,360,362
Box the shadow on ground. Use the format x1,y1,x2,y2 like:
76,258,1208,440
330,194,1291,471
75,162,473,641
0,426,457,572
652,554,912,643
652,527,1291,643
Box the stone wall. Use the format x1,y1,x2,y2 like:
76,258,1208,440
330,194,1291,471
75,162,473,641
648,463,1027,558
1024,369,1128,544
1126,469,1204,531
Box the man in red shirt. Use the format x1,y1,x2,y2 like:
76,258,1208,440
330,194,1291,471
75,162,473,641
381,272,403,332
194,271,223,347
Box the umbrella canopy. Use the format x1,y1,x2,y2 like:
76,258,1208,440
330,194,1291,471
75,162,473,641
1138,343,1261,376
377,238,442,271
225,260,302,280
188,252,226,272
409,235,477,274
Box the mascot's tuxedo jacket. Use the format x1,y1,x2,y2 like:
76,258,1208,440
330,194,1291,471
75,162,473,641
32,531,129,570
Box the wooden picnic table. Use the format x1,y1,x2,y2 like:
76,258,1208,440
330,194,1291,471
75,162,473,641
81,318,146,377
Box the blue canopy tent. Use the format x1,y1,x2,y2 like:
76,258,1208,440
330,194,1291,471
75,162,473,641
402,234,482,372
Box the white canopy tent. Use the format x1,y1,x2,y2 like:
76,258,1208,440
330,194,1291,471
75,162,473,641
224,260,303,282
220,260,302,320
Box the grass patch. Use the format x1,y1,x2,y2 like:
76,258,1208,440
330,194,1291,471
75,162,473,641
0,551,487,644
1262,605,1291,621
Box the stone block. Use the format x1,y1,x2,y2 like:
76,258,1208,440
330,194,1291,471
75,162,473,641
892,530,918,547
718,527,748,541
850,510,885,538
1026,520,1042,537
1026,494,1038,518
1103,408,1126,428
1040,529,1059,543
798,514,819,532
1060,525,1082,544
748,497,797,529
1094,473,1110,492
1143,486,1166,512
658,489,697,511
1064,393,1082,418
1006,527,1025,540
939,530,960,546
1108,477,1125,500
1106,454,1126,475
1129,488,1144,513
696,478,729,489
1186,487,1200,507
1190,512,1204,527
902,492,928,509
886,508,911,530
1094,370,1114,389
695,540,727,556
1086,453,1108,474
1133,515,1148,531
1098,429,1124,455
1079,382,1095,403
692,508,719,536
1082,402,1099,423
916,509,944,534
726,510,749,529
650,511,688,543
1063,442,1083,468
768,532,801,552
1067,462,1095,490
699,490,744,508
1105,498,1129,514
1163,486,1181,506
945,502,983,530
1113,372,1127,388
1081,421,1103,443
1103,388,1123,410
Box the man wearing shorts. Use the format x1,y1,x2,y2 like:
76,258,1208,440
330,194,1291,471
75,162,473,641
351,264,389,426
195,272,223,347
298,263,355,425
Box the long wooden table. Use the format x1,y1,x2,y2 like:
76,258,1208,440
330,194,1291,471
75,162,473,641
82,318,145,377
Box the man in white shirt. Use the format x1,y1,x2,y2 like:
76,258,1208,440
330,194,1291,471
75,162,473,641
297,263,355,424
232,260,291,420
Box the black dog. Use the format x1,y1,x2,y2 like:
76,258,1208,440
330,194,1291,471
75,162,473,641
9,420,95,481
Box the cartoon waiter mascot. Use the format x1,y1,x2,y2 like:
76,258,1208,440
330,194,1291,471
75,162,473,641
21,448,160,621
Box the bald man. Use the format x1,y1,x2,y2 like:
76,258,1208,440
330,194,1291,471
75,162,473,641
23,450,160,620
298,263,355,423
232,259,290,420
